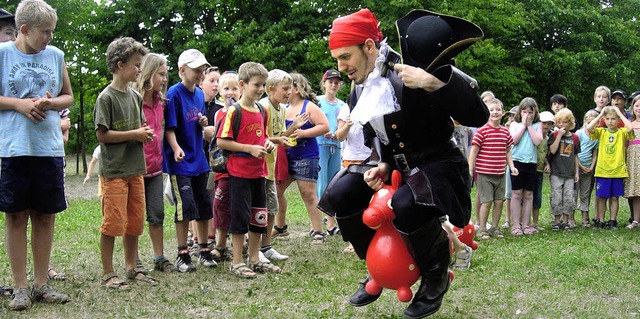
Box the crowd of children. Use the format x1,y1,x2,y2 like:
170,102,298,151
3,0,640,313
471,87,640,240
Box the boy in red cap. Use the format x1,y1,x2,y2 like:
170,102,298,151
319,8,488,318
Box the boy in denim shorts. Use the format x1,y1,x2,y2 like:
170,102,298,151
217,62,279,278
94,37,157,289
0,0,72,310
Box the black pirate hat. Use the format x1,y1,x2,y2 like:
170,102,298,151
396,9,483,72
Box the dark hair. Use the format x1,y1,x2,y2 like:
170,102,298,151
549,94,568,107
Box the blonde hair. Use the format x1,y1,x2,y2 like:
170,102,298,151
266,69,292,92
513,97,540,123
218,72,239,88
583,110,599,127
106,37,148,74
487,98,503,109
238,62,268,83
291,72,318,104
554,108,576,130
481,91,495,101
601,106,619,119
594,85,611,99
134,53,167,99
16,0,57,29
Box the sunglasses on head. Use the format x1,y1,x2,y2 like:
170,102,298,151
204,66,219,74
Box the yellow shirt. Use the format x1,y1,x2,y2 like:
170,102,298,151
260,97,286,181
590,127,634,178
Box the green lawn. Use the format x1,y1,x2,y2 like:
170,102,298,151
0,173,639,318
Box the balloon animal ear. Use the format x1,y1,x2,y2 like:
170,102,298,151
391,170,402,190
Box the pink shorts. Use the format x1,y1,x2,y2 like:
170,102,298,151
100,175,145,237
213,178,231,231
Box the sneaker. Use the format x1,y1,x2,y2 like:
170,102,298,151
263,248,289,261
198,249,218,268
609,220,619,230
31,284,70,304
272,225,290,238
259,251,270,263
154,257,178,273
627,221,639,229
176,251,196,273
8,288,31,311
593,219,603,229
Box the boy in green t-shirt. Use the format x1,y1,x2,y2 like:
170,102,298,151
94,37,156,289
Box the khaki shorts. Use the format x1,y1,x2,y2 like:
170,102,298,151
476,173,506,203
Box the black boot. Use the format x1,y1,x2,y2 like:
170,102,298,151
348,276,381,307
398,218,451,319
337,211,380,306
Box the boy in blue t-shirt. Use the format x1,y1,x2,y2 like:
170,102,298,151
163,49,217,272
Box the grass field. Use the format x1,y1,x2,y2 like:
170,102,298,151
0,169,639,318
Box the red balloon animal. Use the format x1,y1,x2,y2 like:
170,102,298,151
362,170,420,303
451,222,479,253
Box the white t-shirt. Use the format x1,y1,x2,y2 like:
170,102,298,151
338,103,371,162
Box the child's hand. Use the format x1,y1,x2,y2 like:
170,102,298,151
264,140,276,153
173,147,185,162
16,99,47,123
510,167,519,176
292,113,310,129
198,113,208,127
248,145,268,158
324,131,335,139
556,127,566,136
137,124,155,143
544,163,551,173
33,91,53,111
83,175,90,186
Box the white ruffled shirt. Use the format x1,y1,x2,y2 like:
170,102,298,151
349,42,400,145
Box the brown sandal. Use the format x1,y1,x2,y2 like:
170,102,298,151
101,272,130,291
230,263,257,279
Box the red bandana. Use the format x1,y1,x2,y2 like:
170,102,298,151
329,9,383,50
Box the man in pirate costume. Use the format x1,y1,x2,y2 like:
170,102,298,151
318,8,489,318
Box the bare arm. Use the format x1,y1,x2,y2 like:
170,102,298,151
586,112,604,134
295,103,329,139
467,145,479,177
164,128,185,162
335,118,352,142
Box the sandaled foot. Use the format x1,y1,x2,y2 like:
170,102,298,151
249,261,282,273
101,272,130,291
343,244,355,253
154,257,178,273
211,246,231,262
230,263,257,279
452,245,472,270
31,284,70,304
272,225,290,238
310,231,326,244
135,258,150,275
8,288,31,311
47,267,67,281
327,226,341,236
126,269,159,286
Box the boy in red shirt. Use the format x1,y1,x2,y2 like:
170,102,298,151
468,98,518,239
